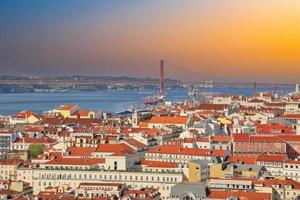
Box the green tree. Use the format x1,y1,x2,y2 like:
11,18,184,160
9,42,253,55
28,143,46,159
140,113,153,121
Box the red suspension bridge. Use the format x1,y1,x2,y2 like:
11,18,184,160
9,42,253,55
0,60,296,89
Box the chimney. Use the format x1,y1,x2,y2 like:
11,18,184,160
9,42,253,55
159,60,164,97
296,124,300,135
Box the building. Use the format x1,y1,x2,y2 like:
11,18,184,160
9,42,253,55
256,123,296,135
283,159,300,182
209,177,300,200
145,145,230,163
76,182,126,198
188,160,210,182
54,104,78,118
9,110,40,125
70,109,98,119
0,131,15,158
12,133,56,151
148,116,190,130
32,168,183,199
168,182,207,200
256,154,288,177
207,190,272,200
210,161,265,179
233,133,287,158
0,160,20,180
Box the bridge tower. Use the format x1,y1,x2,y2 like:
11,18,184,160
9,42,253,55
296,84,299,93
159,60,164,97
253,82,257,97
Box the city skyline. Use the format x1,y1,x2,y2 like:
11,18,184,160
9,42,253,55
0,0,300,82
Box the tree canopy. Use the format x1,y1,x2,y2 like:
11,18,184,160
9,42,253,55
28,143,46,159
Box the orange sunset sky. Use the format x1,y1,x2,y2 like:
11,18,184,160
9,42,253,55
0,0,299,82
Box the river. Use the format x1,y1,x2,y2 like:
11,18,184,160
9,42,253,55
0,87,292,115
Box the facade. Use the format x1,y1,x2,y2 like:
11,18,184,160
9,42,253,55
148,116,190,130
70,109,97,119
3,95,300,199
76,182,125,198
233,133,287,158
168,182,207,200
145,145,230,163
283,160,300,182
54,104,78,118
188,160,209,182
0,160,20,180
9,110,40,125
256,154,288,177
32,168,183,199
0,131,15,158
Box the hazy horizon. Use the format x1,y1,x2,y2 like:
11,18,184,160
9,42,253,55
1,0,300,82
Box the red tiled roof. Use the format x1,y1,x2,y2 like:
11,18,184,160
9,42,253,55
62,118,102,126
280,114,300,119
164,138,209,144
138,121,149,128
197,104,227,111
45,157,105,165
41,117,64,126
95,143,134,155
14,134,56,144
256,154,288,162
278,134,300,141
140,160,179,168
67,146,96,157
149,116,188,124
148,145,226,157
12,110,39,119
124,138,147,148
0,159,20,165
59,130,71,137
208,190,271,200
266,102,286,107
123,188,159,199
72,109,92,117
211,135,231,143
287,159,300,164
227,156,256,164
254,178,300,189
233,133,284,143
57,104,77,111
79,182,123,187
256,123,295,135
248,98,265,103
26,126,44,132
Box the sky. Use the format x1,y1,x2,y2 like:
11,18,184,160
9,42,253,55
0,0,300,82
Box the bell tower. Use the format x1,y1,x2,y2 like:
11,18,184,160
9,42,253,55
132,109,139,128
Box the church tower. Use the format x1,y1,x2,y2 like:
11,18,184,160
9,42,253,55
132,110,139,128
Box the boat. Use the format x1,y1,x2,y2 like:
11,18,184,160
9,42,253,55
144,95,164,106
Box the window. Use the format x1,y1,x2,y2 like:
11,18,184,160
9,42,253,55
114,161,117,170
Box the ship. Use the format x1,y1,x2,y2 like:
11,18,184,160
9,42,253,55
144,60,165,106
144,95,164,105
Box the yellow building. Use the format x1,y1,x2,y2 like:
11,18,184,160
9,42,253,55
55,104,78,118
210,162,265,179
209,162,226,179
9,110,40,125
0,160,20,180
70,109,97,119
188,160,209,182
217,117,232,125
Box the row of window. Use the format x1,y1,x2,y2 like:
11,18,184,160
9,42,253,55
284,164,300,169
38,172,179,183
